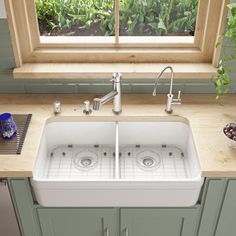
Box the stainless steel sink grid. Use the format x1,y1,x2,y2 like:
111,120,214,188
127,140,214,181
44,144,188,181
45,145,115,180
120,145,188,180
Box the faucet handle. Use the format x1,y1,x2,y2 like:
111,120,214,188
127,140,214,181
172,90,182,104
111,72,122,83
177,91,181,100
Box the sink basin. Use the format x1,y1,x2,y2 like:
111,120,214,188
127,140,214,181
31,117,203,207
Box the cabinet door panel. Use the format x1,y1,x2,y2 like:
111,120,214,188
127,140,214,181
38,208,117,236
121,207,200,236
8,179,42,236
197,178,227,236
215,180,236,236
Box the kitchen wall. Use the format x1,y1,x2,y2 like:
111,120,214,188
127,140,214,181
0,0,236,94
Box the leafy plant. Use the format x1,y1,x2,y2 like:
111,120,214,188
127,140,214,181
214,3,236,100
119,0,198,36
35,0,199,36
36,0,114,35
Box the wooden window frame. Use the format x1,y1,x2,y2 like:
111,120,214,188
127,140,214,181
4,0,229,79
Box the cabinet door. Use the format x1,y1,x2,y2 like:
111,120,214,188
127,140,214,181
197,178,227,236
8,178,42,236
38,208,117,236
215,180,236,236
120,207,200,236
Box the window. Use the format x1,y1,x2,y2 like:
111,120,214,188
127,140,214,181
5,0,228,79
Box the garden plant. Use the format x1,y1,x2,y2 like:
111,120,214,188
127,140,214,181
35,0,198,36
214,3,236,100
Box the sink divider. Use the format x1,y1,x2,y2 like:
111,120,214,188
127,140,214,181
115,122,120,179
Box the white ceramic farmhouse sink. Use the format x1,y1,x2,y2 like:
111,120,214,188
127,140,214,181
31,117,203,207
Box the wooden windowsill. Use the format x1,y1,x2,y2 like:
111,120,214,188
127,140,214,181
13,63,217,79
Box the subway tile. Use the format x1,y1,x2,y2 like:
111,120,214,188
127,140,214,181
131,83,185,94
78,84,111,94
0,67,14,74
130,83,154,94
23,79,51,84
77,83,131,94
0,34,13,49
0,82,25,93
184,83,216,93
0,20,9,33
0,57,14,65
0,71,13,80
122,83,132,93
24,83,78,93
49,79,104,84
0,60,15,71
0,47,14,58
178,79,212,84
0,80,234,94
229,83,236,93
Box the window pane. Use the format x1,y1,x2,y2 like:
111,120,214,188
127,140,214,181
120,0,199,36
35,0,115,36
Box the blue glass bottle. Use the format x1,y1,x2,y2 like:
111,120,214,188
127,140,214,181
0,113,18,139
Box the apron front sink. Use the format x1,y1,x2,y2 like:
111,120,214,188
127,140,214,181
31,117,203,207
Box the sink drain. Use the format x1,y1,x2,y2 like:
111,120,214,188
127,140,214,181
73,150,98,170
80,158,92,167
142,157,155,167
136,150,161,170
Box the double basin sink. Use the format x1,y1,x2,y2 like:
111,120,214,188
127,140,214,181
31,116,203,207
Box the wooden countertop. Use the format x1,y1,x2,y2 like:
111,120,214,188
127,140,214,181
0,94,236,178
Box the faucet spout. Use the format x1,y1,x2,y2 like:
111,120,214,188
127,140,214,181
153,66,174,96
93,91,118,111
93,72,122,114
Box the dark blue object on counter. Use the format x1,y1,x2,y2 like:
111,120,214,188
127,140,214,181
0,113,18,139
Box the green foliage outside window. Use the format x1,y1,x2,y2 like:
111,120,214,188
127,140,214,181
214,3,236,100
35,0,198,36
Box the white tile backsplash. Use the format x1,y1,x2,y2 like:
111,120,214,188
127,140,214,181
0,0,6,19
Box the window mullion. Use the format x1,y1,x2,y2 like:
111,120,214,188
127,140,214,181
115,0,120,44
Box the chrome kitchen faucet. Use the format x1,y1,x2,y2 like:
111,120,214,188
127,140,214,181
93,72,122,114
153,66,181,114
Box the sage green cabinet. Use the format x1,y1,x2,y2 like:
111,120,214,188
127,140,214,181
9,178,236,236
7,178,41,236
37,207,200,236
8,178,202,236
215,180,236,236
120,207,200,236
197,178,236,236
38,208,117,236
197,179,227,236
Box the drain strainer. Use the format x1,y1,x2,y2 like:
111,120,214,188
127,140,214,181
80,158,92,167
142,157,155,167
73,150,98,170
136,150,161,170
